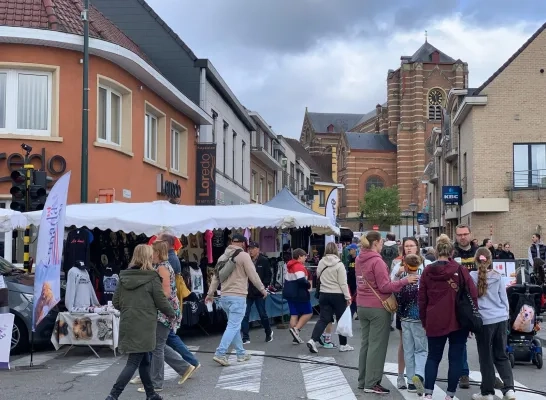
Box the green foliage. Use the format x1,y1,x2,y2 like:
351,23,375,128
359,186,401,226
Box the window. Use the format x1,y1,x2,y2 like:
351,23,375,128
365,176,384,192
223,121,228,174
251,171,256,200
145,113,158,161
242,141,246,186
268,181,273,201
170,127,181,171
211,110,218,143
169,120,188,176
259,178,264,203
428,88,444,121
98,86,122,145
0,69,52,135
232,131,237,181
318,190,326,207
513,143,546,188
306,177,310,188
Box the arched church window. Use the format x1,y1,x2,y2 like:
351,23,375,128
366,176,384,192
428,88,445,121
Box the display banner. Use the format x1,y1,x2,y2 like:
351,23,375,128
195,143,216,205
324,188,338,246
0,313,14,369
32,171,71,331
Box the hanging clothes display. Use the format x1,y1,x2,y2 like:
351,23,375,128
204,230,214,264
98,254,120,303
189,263,204,294
63,229,93,276
65,262,100,312
259,228,277,252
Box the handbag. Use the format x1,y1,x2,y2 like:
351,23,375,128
363,277,398,313
315,264,332,299
448,266,483,333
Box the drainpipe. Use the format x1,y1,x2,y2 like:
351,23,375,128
198,68,207,143
80,0,90,203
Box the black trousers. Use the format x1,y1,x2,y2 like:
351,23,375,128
475,320,515,395
110,352,155,398
311,293,348,346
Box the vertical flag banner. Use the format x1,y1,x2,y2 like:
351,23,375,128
32,172,71,331
324,188,338,246
0,312,14,369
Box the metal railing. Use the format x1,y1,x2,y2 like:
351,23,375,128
505,169,546,200
282,172,298,195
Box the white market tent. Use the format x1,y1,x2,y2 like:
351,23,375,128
0,208,27,232
24,200,339,236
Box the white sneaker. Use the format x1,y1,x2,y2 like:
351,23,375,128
129,376,141,384
339,344,354,352
306,339,318,354
472,394,494,400
503,390,516,400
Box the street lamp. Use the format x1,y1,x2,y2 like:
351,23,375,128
403,209,411,237
409,202,418,236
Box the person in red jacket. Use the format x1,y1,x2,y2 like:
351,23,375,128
418,234,478,400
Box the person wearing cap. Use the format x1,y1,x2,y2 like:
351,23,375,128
205,233,268,367
241,241,273,344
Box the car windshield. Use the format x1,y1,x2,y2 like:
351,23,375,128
0,256,15,275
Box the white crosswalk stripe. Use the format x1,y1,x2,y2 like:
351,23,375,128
468,370,543,400
299,355,356,400
163,345,200,380
64,355,120,376
215,350,265,393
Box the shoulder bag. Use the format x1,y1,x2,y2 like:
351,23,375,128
314,263,332,299
448,266,483,333
362,276,398,313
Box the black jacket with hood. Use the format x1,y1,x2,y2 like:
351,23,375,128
248,253,272,298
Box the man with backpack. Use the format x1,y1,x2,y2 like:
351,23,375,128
381,233,399,273
206,234,268,367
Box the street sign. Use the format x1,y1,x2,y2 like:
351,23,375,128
442,186,462,205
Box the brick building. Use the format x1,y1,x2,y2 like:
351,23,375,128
300,41,468,231
427,22,546,258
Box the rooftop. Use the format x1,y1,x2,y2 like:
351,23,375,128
406,41,456,64
306,111,364,133
282,137,334,183
345,132,396,151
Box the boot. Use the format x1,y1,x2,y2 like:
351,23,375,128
146,394,163,400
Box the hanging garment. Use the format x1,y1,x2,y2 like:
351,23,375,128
65,266,100,311
189,265,204,294
259,228,277,252
204,230,214,264
100,264,121,303
63,229,93,276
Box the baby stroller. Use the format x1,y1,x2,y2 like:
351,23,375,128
506,283,543,369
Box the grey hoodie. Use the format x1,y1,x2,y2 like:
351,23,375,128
65,266,100,311
317,255,351,300
470,269,509,325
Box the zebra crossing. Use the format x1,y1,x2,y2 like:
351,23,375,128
8,347,539,400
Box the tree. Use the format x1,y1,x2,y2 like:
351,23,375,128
359,185,401,226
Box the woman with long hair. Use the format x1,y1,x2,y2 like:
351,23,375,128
469,247,515,400
418,234,478,400
356,231,417,394
105,244,174,400
307,242,353,353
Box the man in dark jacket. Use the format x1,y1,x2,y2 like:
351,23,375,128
241,241,273,343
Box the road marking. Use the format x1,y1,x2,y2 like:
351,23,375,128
384,363,459,400
469,371,543,400
300,355,356,400
64,355,119,376
164,345,200,380
10,352,58,367
216,350,264,393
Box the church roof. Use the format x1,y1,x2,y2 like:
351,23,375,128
353,102,387,127
307,112,364,133
345,132,396,151
283,137,334,183
409,41,455,63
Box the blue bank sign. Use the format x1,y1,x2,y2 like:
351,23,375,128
442,186,462,205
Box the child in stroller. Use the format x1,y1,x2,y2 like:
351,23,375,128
506,282,543,369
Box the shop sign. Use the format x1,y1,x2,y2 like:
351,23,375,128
442,185,462,205
0,148,67,182
156,174,181,200
417,213,430,225
195,143,216,205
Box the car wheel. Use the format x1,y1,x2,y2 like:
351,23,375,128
11,317,29,354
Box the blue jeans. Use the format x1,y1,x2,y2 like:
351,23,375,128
462,344,469,375
241,297,272,340
166,330,199,367
215,296,247,357
424,329,468,398
401,321,428,380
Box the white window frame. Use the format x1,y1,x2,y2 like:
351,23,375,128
97,85,122,146
144,113,158,162
0,69,52,136
170,126,181,172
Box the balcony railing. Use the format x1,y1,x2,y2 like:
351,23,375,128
505,169,546,200
429,162,438,183
282,172,298,196
442,134,458,162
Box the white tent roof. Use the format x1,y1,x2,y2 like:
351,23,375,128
24,201,339,236
0,208,27,232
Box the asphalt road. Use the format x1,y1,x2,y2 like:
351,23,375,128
3,318,546,400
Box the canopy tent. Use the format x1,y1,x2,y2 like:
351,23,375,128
265,187,334,235
0,209,27,232
24,201,339,237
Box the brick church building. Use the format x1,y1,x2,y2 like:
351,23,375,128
299,40,468,231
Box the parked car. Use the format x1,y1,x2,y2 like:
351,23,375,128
0,256,65,354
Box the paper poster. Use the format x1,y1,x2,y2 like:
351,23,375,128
505,262,516,278
0,313,14,369
493,262,506,276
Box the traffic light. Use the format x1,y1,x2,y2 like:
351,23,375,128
9,169,27,212
29,171,47,211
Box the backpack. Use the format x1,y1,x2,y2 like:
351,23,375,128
215,249,243,283
381,245,399,272
450,266,483,334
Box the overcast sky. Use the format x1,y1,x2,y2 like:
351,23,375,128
147,0,543,138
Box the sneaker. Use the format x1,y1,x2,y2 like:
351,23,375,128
213,355,230,366
471,394,494,400
397,376,407,390
289,327,304,343
242,339,251,344
408,384,417,393
292,338,299,345
424,395,432,399
503,390,516,400
339,344,354,352
189,363,200,378
495,377,504,389
459,375,470,389
322,341,337,349
364,384,390,394
178,365,195,385
266,331,274,342
137,387,163,393
146,394,163,400
237,354,252,363
307,339,319,354
129,376,142,384
445,396,454,400
412,375,425,395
